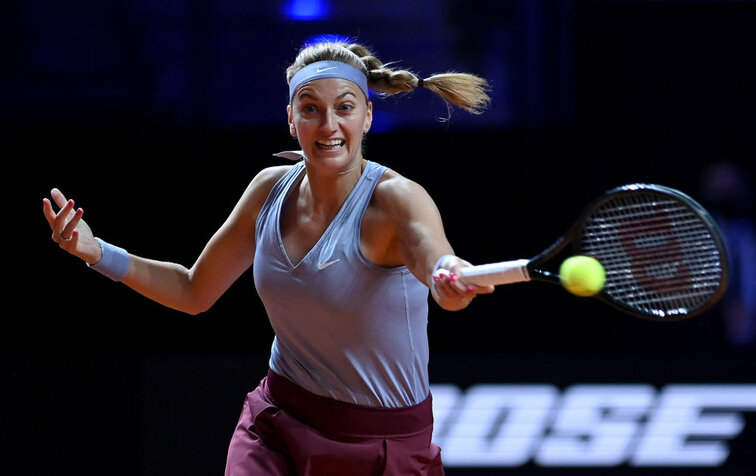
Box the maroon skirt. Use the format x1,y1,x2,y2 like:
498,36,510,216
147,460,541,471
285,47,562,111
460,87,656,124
224,369,444,475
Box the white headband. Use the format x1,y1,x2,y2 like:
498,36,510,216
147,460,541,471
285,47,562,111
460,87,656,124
288,60,369,103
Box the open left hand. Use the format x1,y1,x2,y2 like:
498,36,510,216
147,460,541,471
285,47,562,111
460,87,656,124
42,188,101,264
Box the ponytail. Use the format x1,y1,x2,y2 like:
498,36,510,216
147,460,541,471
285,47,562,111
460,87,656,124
287,41,491,115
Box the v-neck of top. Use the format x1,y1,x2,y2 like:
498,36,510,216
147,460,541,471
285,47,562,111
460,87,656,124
276,162,371,269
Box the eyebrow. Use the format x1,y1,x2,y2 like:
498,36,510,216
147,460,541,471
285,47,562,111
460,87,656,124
296,90,358,102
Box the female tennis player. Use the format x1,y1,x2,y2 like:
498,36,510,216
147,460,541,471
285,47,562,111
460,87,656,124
43,40,494,475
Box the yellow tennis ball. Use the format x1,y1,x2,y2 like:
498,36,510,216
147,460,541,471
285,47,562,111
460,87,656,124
559,256,606,297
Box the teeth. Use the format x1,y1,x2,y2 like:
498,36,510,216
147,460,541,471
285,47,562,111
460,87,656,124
317,139,344,147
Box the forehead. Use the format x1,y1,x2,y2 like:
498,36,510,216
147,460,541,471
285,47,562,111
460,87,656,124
293,78,367,102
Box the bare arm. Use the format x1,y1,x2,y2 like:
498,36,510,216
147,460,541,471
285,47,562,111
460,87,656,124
43,166,289,315
370,173,494,311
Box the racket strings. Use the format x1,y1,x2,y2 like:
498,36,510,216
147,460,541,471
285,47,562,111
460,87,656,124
580,193,724,317
596,239,719,277
606,261,722,290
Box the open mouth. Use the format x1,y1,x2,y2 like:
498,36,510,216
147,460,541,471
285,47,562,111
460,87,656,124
316,139,345,151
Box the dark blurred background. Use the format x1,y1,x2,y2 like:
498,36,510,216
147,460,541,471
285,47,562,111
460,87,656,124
5,0,756,474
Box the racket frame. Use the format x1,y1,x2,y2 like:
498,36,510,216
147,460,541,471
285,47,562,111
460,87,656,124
461,183,730,321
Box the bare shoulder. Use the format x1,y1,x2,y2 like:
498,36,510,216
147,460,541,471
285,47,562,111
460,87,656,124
372,168,435,217
241,165,292,203
363,166,449,270
229,164,293,222
251,165,293,190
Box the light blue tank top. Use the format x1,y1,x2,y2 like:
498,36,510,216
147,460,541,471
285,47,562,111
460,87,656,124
253,160,430,408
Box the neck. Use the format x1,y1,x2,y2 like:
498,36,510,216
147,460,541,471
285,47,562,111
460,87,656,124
301,159,366,218
337,161,363,175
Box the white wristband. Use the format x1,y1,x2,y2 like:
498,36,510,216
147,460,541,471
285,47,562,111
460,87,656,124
87,238,130,281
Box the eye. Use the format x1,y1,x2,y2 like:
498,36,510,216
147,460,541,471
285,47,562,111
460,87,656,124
339,103,355,112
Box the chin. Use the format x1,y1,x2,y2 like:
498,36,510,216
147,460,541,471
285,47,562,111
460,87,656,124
307,147,361,171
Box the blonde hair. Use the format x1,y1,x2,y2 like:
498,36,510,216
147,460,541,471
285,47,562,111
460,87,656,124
286,41,491,115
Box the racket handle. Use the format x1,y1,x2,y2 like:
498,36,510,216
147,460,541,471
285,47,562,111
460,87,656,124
459,259,531,286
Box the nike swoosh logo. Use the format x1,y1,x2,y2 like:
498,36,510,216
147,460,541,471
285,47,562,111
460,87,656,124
317,259,341,270
316,66,338,73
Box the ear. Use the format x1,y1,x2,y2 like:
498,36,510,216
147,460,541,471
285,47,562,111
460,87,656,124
363,101,373,134
287,104,296,137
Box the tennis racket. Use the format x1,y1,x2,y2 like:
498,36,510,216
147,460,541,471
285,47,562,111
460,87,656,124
457,183,729,321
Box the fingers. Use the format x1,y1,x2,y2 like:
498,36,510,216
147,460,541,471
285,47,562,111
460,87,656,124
42,198,56,227
69,230,80,250
434,271,479,296
432,269,468,293
61,207,84,241
433,270,477,306
432,274,476,311
51,188,68,208
432,256,496,311
50,199,75,242
469,283,495,295
43,189,70,225
44,188,83,244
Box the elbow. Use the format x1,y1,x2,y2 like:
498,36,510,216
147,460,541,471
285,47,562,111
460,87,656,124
184,307,205,316
183,299,214,316
182,272,219,315
168,290,215,315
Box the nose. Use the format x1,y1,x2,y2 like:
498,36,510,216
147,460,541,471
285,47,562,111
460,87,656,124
320,109,338,132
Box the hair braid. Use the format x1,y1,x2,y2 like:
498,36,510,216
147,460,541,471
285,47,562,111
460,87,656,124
287,41,491,115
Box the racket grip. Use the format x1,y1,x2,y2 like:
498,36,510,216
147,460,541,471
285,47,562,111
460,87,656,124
459,259,531,286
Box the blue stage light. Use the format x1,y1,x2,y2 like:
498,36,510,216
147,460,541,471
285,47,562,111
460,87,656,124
283,0,330,21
